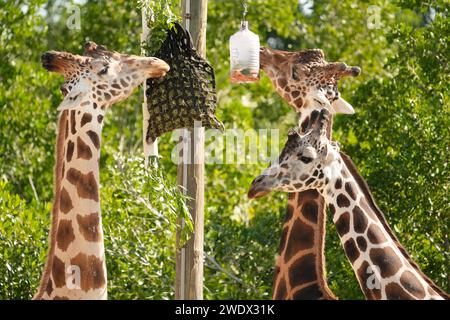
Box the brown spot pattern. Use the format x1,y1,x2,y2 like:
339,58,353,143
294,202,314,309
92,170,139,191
69,253,106,291
356,236,367,252
367,224,388,244
56,219,75,251
335,212,350,237
52,256,66,288
59,187,73,214
369,247,403,278
80,113,92,127
66,168,99,201
385,282,414,300
77,213,101,242
284,219,314,262
305,177,315,186
353,206,368,233
64,119,69,139
70,110,77,134
336,194,350,208
289,253,317,284
286,203,294,221
302,200,318,224
344,238,360,263
86,130,100,149
345,182,357,200
45,278,53,296
66,140,74,162
400,271,425,299
77,137,93,160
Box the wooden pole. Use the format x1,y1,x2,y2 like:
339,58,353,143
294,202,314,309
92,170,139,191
175,0,207,300
141,5,159,166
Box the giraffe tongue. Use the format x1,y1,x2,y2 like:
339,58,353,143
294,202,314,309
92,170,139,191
247,185,271,199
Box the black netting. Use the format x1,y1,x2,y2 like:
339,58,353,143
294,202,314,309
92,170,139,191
146,23,224,143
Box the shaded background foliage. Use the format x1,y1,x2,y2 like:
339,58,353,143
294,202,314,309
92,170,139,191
0,0,448,299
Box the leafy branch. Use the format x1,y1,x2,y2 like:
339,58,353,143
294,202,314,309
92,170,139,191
137,0,181,55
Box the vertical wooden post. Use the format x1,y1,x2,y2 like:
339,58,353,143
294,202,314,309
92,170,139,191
175,0,207,300
141,5,159,166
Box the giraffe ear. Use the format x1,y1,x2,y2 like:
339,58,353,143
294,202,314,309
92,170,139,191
331,97,355,114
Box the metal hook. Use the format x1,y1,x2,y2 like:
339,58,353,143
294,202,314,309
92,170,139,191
242,1,248,21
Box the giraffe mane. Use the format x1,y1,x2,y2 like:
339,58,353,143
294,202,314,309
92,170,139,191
33,110,69,299
339,151,449,299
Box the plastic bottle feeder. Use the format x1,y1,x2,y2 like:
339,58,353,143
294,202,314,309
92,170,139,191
229,21,260,83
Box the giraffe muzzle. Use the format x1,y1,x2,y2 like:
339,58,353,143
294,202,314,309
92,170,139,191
259,46,271,69
41,52,59,72
146,58,170,78
248,176,272,199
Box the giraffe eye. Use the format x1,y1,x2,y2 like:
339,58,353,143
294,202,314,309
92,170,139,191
300,156,313,164
292,66,300,81
98,66,109,75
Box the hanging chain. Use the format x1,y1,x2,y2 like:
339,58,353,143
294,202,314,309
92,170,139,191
242,0,248,21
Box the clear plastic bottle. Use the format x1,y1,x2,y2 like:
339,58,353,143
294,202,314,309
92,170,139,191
229,21,260,83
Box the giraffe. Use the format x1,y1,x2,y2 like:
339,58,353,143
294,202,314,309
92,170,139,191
259,46,360,299
248,108,449,300
33,42,169,300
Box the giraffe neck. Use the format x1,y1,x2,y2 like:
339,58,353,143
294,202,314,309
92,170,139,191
265,68,296,108
273,115,336,300
34,104,107,300
322,152,447,300
273,190,337,300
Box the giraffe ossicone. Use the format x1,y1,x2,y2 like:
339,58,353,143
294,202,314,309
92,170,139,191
248,108,449,300
34,42,169,300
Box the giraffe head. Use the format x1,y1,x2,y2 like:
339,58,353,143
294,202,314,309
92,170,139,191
248,108,341,198
41,41,169,110
260,47,360,120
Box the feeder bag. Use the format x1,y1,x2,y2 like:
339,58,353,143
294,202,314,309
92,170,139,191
146,23,224,143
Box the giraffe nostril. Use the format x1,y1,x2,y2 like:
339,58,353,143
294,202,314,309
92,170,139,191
41,52,52,61
253,176,264,184
41,52,56,65
351,66,361,76
41,52,58,71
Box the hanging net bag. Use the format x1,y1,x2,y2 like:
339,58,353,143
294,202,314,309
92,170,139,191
146,23,224,143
